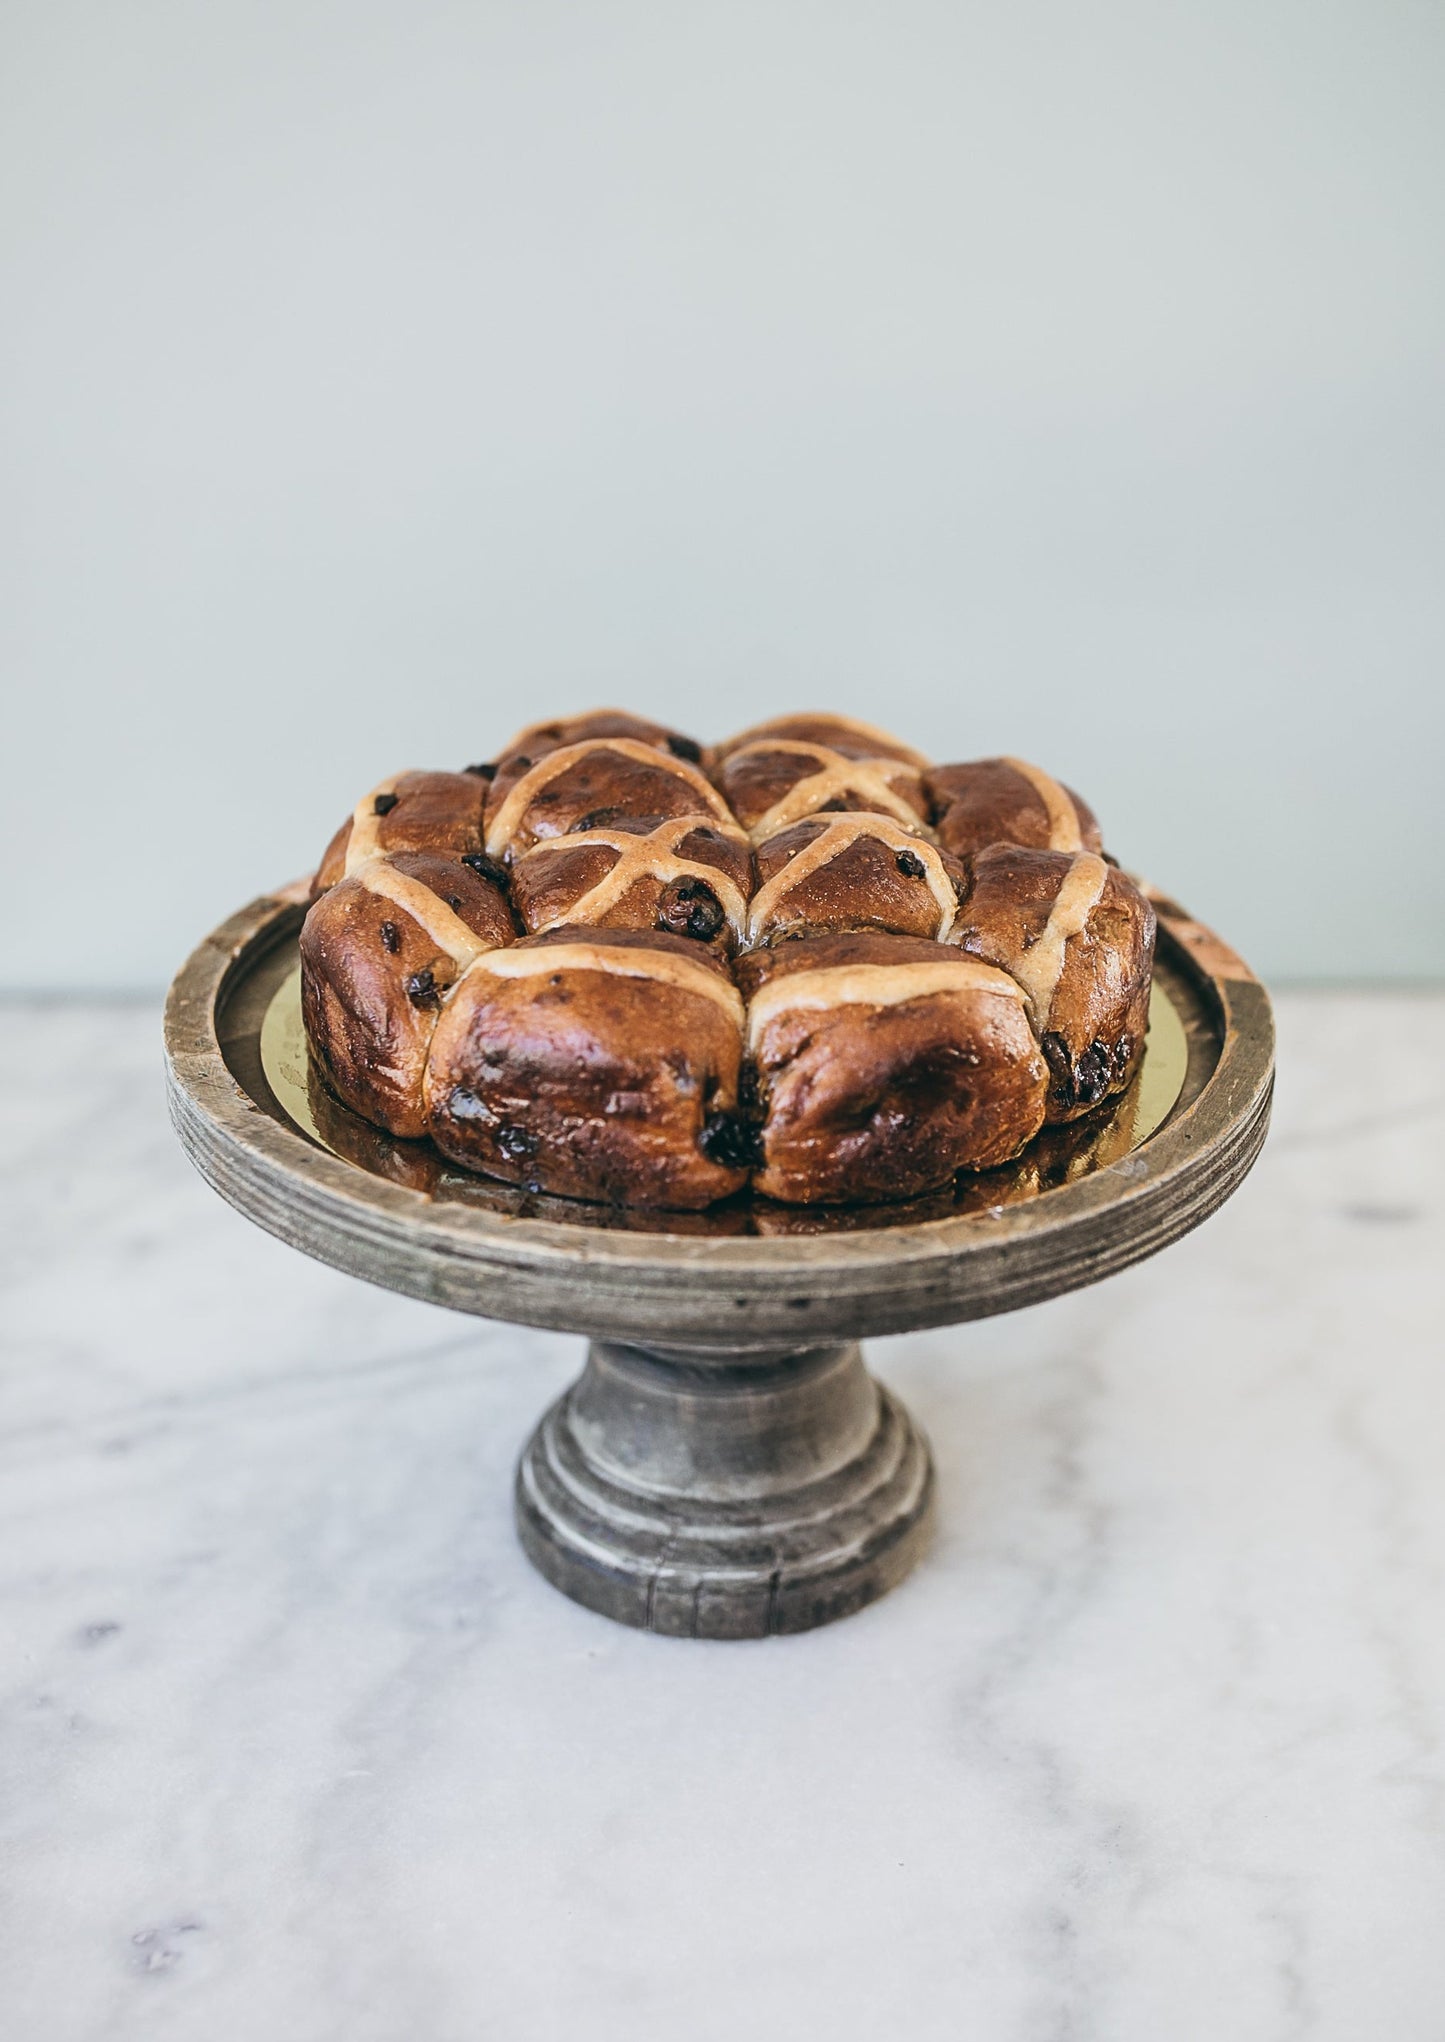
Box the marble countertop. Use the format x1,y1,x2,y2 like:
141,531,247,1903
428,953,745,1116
2,992,1442,2041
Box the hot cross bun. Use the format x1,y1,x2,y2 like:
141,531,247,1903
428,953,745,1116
952,844,1155,1121
508,817,752,951
925,756,1103,862
300,712,1156,1208
710,715,931,840
735,932,1048,1204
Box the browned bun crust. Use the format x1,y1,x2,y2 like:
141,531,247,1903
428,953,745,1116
485,710,704,814
300,851,513,1136
952,846,1154,1122
306,1055,445,1194
735,932,1049,1204
313,816,353,896
926,758,1103,861
713,739,930,839
750,814,966,945
509,817,752,951
423,926,748,1210
483,739,730,859
313,771,487,896
711,713,929,769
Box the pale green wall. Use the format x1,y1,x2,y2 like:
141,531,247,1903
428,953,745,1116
3,0,1442,987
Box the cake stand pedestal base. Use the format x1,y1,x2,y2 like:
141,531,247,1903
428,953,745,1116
514,1340,935,1639
167,893,1273,1645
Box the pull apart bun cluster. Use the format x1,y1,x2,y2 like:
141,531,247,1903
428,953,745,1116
301,711,1156,1210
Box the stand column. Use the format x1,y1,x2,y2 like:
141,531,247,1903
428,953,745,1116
515,1340,934,1638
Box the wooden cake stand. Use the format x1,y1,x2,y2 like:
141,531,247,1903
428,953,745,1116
165,889,1273,1640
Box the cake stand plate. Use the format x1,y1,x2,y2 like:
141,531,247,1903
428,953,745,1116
165,888,1273,1638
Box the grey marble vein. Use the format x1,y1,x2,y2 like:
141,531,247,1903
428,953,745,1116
1,995,1442,2041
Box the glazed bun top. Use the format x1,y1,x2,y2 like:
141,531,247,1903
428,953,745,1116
484,737,734,859
713,736,931,841
710,712,931,769
926,756,1103,863
481,710,703,807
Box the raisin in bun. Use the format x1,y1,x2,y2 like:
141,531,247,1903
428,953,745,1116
312,770,487,897
735,932,1048,1205
509,815,752,951
748,813,965,946
951,846,1154,1121
423,926,749,1210
926,756,1103,862
300,851,514,1136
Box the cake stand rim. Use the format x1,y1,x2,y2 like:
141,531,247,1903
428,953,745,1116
163,887,1273,1340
